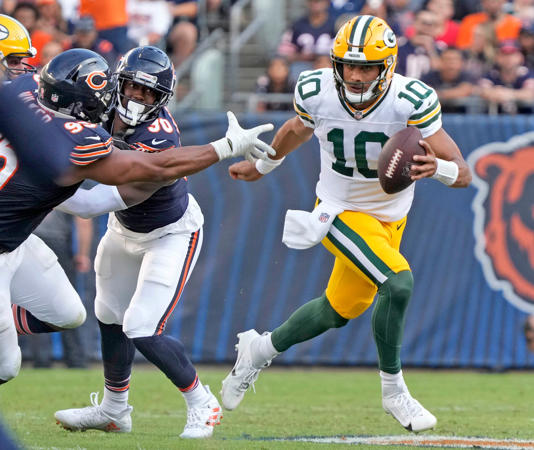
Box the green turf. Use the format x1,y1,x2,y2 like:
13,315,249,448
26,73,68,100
1,366,533,449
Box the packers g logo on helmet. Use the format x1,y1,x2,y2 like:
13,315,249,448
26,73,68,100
0,14,36,79
330,15,398,108
0,24,8,41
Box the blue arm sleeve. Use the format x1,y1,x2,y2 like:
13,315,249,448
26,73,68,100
0,84,70,182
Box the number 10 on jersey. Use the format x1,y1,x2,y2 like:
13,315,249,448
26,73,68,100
327,128,389,178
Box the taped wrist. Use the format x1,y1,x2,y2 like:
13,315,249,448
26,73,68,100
431,158,459,186
210,137,232,160
255,156,285,174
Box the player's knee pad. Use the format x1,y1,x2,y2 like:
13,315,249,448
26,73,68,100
95,298,121,325
56,301,86,329
379,270,413,307
0,346,21,383
122,305,154,339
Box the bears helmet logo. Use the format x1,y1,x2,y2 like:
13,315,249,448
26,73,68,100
468,132,534,313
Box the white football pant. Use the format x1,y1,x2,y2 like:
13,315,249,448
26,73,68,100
95,197,204,338
0,234,86,381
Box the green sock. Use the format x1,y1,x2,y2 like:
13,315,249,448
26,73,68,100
271,293,348,353
372,270,413,374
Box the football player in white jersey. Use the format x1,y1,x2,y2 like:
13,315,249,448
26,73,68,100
221,15,472,432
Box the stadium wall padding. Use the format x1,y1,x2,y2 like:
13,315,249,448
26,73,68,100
165,112,534,370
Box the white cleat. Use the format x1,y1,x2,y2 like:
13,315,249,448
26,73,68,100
180,386,222,439
221,329,270,410
54,392,132,433
382,391,437,432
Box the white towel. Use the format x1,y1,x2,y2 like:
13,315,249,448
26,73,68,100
282,202,343,250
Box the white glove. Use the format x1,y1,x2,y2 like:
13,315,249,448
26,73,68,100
211,111,276,161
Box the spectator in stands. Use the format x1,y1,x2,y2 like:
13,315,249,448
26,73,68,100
524,315,534,352
12,2,47,68
39,39,63,68
0,0,16,14
463,22,497,80
396,9,442,79
166,0,198,67
313,53,332,69
56,0,79,27
424,0,459,47
518,22,534,69
358,0,413,37
127,0,172,47
277,0,337,81
36,0,69,36
479,39,534,113
255,55,295,112
456,0,522,50
11,2,38,34
386,0,416,37
452,0,481,22
70,16,120,69
330,0,365,22
422,47,477,113
508,0,534,24
79,0,134,55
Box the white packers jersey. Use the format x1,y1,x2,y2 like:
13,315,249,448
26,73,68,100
293,68,442,222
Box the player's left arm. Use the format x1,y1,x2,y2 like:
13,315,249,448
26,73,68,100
411,128,472,188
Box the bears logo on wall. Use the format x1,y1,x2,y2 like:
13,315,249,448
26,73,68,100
468,132,534,313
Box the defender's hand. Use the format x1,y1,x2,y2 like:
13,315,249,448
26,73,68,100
229,160,263,181
211,111,276,160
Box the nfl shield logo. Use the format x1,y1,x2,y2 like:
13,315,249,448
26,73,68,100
354,110,363,120
318,212,330,223
51,93,59,103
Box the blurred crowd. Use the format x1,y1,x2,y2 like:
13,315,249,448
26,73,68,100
255,0,534,114
0,0,230,75
1,0,533,114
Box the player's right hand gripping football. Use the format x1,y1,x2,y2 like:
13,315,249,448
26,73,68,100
211,111,275,161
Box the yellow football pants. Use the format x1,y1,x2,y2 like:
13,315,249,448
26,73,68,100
322,211,410,319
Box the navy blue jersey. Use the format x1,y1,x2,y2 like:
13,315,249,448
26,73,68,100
110,107,189,233
0,74,113,252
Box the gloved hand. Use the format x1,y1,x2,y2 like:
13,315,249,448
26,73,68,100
211,111,276,161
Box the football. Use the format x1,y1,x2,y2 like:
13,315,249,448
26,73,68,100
378,127,426,194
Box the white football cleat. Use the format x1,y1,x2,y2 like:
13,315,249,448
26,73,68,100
54,392,132,433
382,391,437,432
221,329,270,410
180,386,222,439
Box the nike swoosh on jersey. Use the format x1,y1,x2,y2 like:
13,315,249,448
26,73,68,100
151,139,167,145
85,136,103,141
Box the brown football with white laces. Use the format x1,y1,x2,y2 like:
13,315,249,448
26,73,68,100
378,127,426,194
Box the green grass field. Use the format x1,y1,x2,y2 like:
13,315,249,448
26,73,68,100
1,365,533,450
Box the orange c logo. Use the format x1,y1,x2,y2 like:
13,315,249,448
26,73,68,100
85,71,108,90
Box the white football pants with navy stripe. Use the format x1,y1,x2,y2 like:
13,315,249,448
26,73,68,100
94,195,204,339
0,234,85,381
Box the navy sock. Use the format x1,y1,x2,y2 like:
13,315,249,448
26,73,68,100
133,334,197,391
99,321,135,392
12,305,57,334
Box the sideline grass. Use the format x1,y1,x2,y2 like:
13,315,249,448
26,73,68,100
1,366,533,449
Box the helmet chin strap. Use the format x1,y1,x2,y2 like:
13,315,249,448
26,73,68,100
118,100,147,126
344,78,379,105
